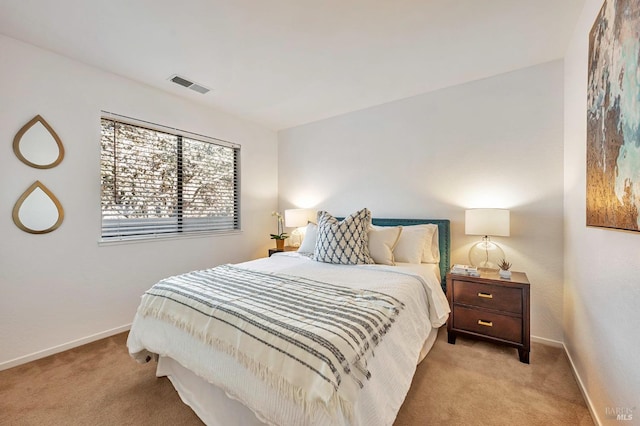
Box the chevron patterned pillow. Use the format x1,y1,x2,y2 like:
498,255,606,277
313,208,375,265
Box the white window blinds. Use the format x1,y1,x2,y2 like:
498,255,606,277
100,115,240,240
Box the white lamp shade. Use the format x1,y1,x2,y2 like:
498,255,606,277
465,209,510,237
284,208,316,228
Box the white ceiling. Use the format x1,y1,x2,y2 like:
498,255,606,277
0,0,585,130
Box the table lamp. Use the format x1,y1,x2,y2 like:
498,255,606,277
465,208,510,269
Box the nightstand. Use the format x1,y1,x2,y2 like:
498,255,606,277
268,246,298,257
446,270,530,363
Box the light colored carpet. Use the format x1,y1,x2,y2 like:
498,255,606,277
0,328,592,425
394,329,593,425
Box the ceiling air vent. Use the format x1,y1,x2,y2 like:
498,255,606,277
168,74,211,94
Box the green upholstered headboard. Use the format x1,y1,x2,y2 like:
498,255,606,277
369,218,450,291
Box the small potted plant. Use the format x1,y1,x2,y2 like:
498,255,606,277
498,259,512,279
270,211,288,250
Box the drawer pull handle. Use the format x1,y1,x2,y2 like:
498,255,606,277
478,292,493,299
478,319,493,327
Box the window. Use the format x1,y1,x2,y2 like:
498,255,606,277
100,114,240,241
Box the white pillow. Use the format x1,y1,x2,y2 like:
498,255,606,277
393,226,430,263
368,226,402,265
422,224,440,264
297,223,317,254
392,224,439,264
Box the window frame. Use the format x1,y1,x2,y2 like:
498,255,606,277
99,111,241,243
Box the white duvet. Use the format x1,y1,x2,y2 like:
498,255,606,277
127,252,450,426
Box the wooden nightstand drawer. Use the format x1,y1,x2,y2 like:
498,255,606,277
453,306,522,344
446,271,531,363
452,280,522,314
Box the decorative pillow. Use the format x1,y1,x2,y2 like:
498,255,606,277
297,223,317,254
313,209,374,265
393,224,440,264
368,225,402,265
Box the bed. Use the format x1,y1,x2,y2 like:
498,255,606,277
127,213,450,426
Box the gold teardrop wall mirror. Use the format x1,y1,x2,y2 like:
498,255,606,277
13,115,65,169
13,181,64,234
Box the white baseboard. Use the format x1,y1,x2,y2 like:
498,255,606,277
0,324,131,372
530,334,563,348
562,342,602,426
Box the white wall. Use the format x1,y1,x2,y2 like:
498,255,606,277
279,60,565,343
564,1,640,423
0,35,279,368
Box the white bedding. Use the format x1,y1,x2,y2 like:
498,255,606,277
127,252,450,426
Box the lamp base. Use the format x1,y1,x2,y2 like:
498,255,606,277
288,228,302,247
469,238,505,270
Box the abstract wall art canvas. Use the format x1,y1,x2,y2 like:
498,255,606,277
587,0,640,232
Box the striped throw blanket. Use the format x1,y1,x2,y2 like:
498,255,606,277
136,264,404,419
